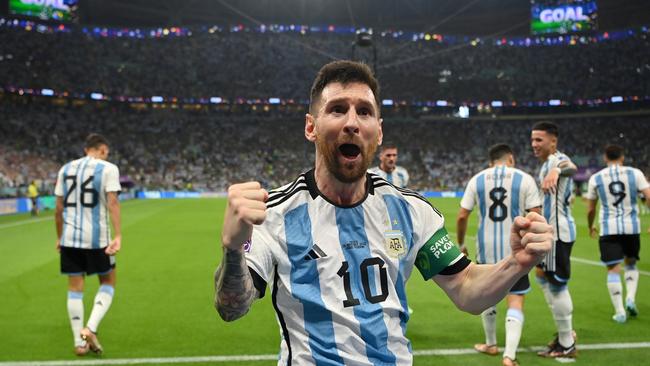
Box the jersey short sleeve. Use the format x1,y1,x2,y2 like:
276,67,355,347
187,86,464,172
246,211,279,297
54,166,66,197
399,167,410,187
523,174,543,210
104,164,122,192
412,206,467,280
636,169,650,191
460,176,477,211
584,174,599,200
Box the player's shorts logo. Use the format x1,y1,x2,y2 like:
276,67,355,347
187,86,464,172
384,230,406,258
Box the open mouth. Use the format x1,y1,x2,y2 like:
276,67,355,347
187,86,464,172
338,143,361,159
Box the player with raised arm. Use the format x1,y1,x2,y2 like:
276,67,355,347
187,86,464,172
54,133,122,356
213,60,553,365
457,144,542,366
531,121,578,358
585,144,650,322
369,143,409,188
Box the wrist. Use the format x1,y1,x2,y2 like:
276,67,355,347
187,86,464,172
553,167,562,174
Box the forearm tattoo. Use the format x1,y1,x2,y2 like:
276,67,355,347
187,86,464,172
214,247,258,321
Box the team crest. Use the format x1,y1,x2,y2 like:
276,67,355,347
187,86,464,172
384,230,406,258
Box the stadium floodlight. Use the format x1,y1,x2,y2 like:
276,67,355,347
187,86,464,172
355,29,373,47
436,100,448,107
268,97,281,104
611,96,623,103
90,92,103,100
41,88,54,96
151,96,163,103
210,97,222,104
382,99,393,106
491,100,503,107
549,99,562,106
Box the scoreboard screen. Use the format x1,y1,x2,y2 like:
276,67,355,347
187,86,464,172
9,0,79,22
531,0,597,35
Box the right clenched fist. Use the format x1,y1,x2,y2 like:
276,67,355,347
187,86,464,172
221,182,268,250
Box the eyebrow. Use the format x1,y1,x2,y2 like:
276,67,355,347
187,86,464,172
324,97,376,112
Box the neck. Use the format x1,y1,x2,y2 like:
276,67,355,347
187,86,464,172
314,160,367,206
381,164,395,173
86,152,101,159
607,160,623,166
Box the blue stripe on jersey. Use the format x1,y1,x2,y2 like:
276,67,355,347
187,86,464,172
511,172,522,219
564,180,576,241
336,206,396,365
596,174,610,235
477,173,487,264
77,157,92,248
627,169,639,234
92,163,105,249
494,167,501,261
382,194,414,349
613,166,623,234
386,173,393,184
541,162,552,223
499,166,505,260
284,204,344,365
61,163,71,247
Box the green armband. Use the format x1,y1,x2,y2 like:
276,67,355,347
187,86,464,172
415,227,463,280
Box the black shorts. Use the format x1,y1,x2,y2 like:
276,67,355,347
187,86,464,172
509,273,531,295
537,240,574,287
599,234,640,265
60,247,115,275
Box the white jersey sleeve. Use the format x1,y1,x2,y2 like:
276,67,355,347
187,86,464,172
104,164,122,192
585,174,598,200
460,175,477,211
523,174,542,210
54,165,66,197
636,169,650,191
247,213,279,284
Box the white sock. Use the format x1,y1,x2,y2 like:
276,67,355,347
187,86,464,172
536,276,554,309
481,306,497,346
550,285,574,347
503,308,524,361
624,265,639,303
67,291,84,347
607,272,625,315
86,285,114,333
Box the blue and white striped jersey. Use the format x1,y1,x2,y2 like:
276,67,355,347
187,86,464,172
585,165,649,236
54,156,121,249
538,151,577,243
368,166,409,188
246,170,467,366
460,165,541,264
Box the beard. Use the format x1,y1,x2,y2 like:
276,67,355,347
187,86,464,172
316,136,378,183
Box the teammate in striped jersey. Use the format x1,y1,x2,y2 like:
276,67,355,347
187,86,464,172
457,144,542,366
585,144,650,323
531,121,578,358
54,133,122,356
214,60,553,366
368,143,409,188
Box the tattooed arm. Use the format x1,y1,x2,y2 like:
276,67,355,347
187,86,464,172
214,247,259,321
214,182,268,322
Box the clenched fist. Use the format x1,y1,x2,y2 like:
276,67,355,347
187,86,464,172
221,182,268,250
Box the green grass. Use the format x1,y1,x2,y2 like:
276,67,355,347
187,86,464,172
1,197,649,365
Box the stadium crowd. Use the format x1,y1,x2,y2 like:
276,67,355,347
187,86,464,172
1,100,648,197
0,24,649,102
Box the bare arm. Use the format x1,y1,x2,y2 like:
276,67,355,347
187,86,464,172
55,196,64,251
643,188,650,209
214,247,259,321
456,208,471,256
214,182,268,322
557,160,577,177
587,198,598,238
105,192,122,255
433,212,552,314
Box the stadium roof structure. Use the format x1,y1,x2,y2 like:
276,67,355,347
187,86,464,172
66,0,650,35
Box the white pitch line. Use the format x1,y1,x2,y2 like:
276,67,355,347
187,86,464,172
1,342,649,366
0,216,52,229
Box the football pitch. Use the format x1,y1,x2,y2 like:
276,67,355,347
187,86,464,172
1,197,649,366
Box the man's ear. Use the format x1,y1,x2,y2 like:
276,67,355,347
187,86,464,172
305,113,317,142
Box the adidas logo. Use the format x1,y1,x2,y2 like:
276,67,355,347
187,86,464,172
613,291,621,296
72,316,81,320
96,301,103,306
304,244,327,261
626,277,633,281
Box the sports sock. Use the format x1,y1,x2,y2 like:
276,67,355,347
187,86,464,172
503,308,524,361
536,275,554,308
607,272,625,315
67,291,84,347
481,306,497,346
624,264,639,303
86,285,114,333
550,284,574,347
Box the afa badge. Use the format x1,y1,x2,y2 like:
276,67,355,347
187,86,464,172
384,230,406,258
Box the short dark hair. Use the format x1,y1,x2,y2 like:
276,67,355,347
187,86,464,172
488,143,513,162
380,142,397,151
309,60,380,115
532,121,559,137
85,133,110,149
605,144,624,160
